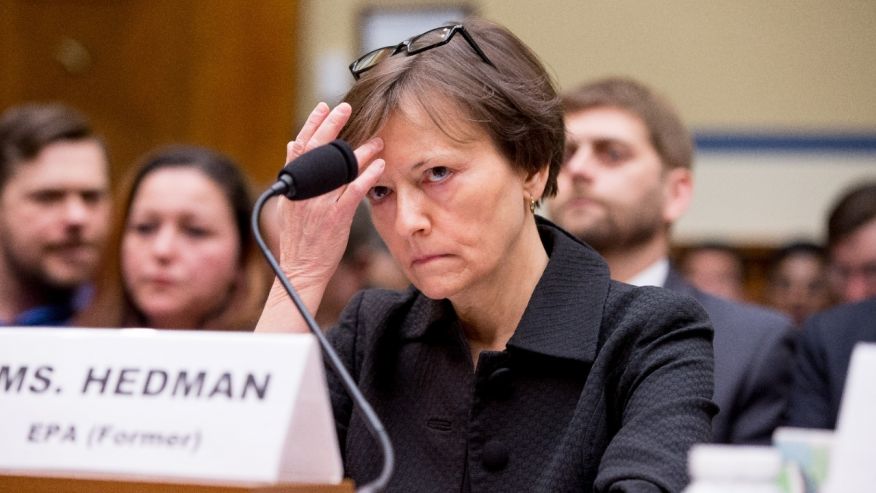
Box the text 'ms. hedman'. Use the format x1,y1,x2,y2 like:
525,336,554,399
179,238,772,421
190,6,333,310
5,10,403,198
1,365,271,401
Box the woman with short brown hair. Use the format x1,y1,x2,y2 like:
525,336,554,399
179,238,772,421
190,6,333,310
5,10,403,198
258,18,714,492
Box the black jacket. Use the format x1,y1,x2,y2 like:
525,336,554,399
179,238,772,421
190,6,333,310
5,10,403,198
327,219,716,492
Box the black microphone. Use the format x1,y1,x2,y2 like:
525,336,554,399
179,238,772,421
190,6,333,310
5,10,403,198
275,139,358,200
253,139,395,493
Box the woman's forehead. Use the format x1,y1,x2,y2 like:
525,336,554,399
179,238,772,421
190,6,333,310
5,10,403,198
134,168,227,207
382,94,486,144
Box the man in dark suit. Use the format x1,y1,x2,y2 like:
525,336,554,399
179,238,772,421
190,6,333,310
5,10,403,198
548,77,794,444
786,183,876,428
786,298,876,429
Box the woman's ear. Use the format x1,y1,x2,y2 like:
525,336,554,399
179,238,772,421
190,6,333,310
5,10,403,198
523,164,550,202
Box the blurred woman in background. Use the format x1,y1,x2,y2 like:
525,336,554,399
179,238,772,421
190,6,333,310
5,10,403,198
77,145,270,330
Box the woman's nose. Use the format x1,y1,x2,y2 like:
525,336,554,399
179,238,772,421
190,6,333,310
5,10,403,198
394,190,430,238
150,226,178,259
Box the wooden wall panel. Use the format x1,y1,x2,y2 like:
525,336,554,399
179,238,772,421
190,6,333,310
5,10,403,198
0,0,298,186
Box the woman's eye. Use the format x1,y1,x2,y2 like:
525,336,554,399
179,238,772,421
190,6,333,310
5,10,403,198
130,222,157,235
425,166,451,183
184,226,210,238
367,186,391,201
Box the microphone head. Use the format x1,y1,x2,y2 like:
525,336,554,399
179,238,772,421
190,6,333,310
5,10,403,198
278,139,358,200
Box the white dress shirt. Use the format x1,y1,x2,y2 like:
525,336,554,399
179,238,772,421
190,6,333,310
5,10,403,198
627,258,670,288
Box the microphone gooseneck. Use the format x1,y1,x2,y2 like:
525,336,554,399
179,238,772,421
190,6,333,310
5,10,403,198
253,140,394,493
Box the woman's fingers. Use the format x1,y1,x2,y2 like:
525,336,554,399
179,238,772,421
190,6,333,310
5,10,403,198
338,159,385,211
330,137,384,207
285,140,298,165
307,103,352,149
285,102,355,167
354,137,384,172
281,102,384,211
295,102,330,142
289,102,330,161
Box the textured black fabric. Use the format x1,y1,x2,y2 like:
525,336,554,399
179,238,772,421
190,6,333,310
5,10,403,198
664,270,794,444
326,218,716,492
786,298,876,429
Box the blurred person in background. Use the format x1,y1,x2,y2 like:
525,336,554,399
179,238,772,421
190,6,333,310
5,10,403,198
77,145,270,330
0,103,110,326
785,182,876,429
786,296,876,429
825,181,876,304
549,76,794,444
678,242,747,302
765,241,832,327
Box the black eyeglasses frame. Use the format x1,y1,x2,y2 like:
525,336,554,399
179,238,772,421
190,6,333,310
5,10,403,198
349,24,495,80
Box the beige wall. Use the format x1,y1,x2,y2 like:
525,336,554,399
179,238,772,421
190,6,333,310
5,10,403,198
485,0,876,129
297,0,876,244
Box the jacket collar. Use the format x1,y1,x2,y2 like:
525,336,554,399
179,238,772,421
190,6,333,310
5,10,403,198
400,217,610,364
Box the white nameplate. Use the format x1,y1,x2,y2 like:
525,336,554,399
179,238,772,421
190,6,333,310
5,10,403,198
0,328,342,485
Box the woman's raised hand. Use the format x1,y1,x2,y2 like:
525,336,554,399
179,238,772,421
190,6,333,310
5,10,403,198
257,102,384,332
